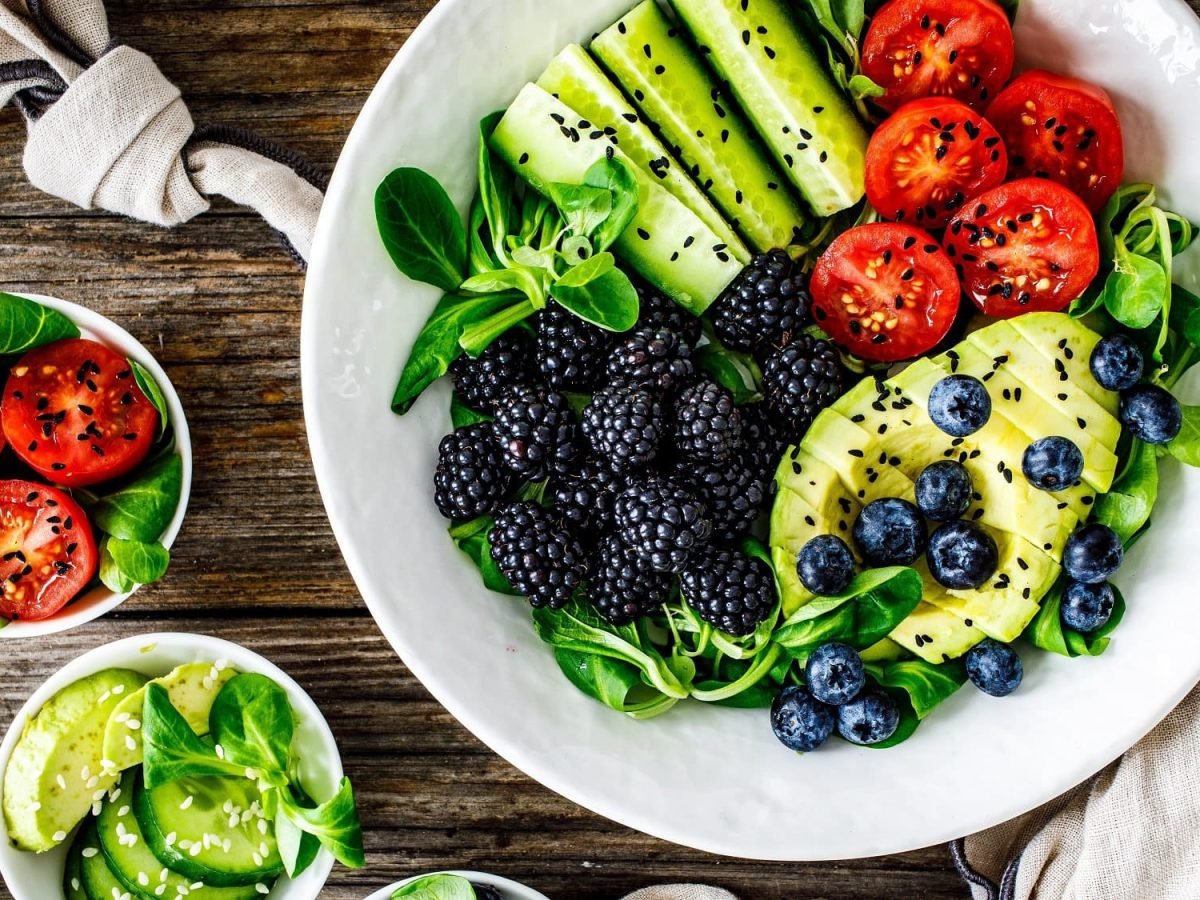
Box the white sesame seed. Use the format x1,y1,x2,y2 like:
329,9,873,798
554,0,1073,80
138,873,150,886
114,712,131,723
154,888,165,898
257,819,268,835
160,868,168,883
180,795,194,811
71,877,81,891
112,684,125,695
190,883,204,891
126,719,141,731
256,885,269,895
56,774,67,790
93,789,108,802
252,852,263,867
86,776,100,789
214,744,225,760
125,735,137,751
100,759,117,773
215,658,229,671
221,838,231,853
118,805,130,817
189,843,202,857
52,830,67,842
259,841,269,857
165,832,177,846
98,691,111,704
178,839,192,850
109,787,122,802
80,765,91,780
82,847,98,859
201,677,213,691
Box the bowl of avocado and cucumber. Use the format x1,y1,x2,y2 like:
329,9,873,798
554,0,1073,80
0,632,363,899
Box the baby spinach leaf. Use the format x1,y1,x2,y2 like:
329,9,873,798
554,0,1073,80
105,538,170,585
128,359,170,438
391,874,479,900
0,292,80,353
278,777,365,870
1094,439,1159,543
449,394,492,429
549,256,640,332
375,168,468,292
865,658,967,719
449,516,519,595
1166,405,1200,467
91,453,183,542
554,649,677,717
694,343,762,404
477,112,518,266
98,537,136,594
141,684,247,789
458,298,538,357
1027,582,1127,658
467,194,500,275
582,157,640,253
772,567,922,651
1101,245,1168,330
209,673,295,782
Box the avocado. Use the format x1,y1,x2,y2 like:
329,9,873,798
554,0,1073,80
890,602,986,664
859,638,908,663
1009,312,1119,416
102,661,236,772
2,668,148,852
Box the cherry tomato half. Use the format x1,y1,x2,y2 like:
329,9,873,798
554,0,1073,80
862,0,1015,112
866,97,1008,229
811,223,962,362
986,70,1125,212
2,339,159,487
0,480,97,621
943,179,1100,318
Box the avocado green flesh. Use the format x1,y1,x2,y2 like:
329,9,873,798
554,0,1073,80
668,0,868,215
590,0,807,252
1009,313,1119,417
2,668,148,852
491,83,741,313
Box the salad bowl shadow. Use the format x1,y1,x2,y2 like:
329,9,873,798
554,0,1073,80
0,294,192,640
365,872,551,900
0,632,341,900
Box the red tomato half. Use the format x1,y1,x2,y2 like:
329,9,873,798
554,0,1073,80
866,97,1008,229
811,223,962,362
986,70,1125,212
943,179,1100,318
2,339,159,487
0,480,97,621
862,0,1015,112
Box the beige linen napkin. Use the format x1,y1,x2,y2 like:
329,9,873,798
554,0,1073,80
624,888,736,899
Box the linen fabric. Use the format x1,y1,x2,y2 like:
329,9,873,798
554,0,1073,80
624,887,738,900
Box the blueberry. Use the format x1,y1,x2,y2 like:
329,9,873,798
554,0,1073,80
1061,580,1117,633
1090,333,1144,392
1022,436,1084,492
965,639,1023,697
852,498,927,566
771,685,835,752
1063,523,1123,584
797,535,856,596
805,642,866,706
928,375,992,437
835,691,900,745
915,461,973,522
926,520,999,589
1120,385,1182,445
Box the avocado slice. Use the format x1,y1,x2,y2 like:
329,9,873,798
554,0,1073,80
1009,312,1119,417
2,668,147,852
102,660,236,772
890,602,986,664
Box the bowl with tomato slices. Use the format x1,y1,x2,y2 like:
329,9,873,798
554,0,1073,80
0,293,191,638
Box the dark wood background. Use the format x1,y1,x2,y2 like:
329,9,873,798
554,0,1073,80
3,1,1197,897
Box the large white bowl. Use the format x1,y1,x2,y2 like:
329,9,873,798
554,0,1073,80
365,871,550,900
0,633,341,899
0,294,193,639
302,0,1200,861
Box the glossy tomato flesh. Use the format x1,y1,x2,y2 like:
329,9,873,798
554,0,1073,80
811,223,962,362
943,179,1100,318
862,0,1015,112
0,480,97,621
2,338,159,487
866,97,1008,229
986,70,1125,212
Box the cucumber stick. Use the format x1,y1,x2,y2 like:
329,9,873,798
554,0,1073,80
669,0,868,215
537,44,749,264
591,0,807,252
491,82,743,312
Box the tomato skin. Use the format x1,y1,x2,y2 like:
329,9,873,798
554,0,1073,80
0,480,97,621
2,339,159,487
943,179,1100,318
986,70,1125,212
811,223,962,363
866,97,1008,229
861,0,1015,112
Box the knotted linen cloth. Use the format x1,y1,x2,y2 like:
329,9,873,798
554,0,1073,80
0,0,324,260
624,887,736,900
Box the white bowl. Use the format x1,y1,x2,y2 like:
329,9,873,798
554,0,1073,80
302,0,1200,861
365,872,550,900
0,294,193,639
0,633,341,899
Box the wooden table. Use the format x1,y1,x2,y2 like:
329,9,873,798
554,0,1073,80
3,1,1196,897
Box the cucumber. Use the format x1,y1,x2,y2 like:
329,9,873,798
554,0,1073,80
77,819,128,900
537,44,749,264
134,771,282,887
96,772,264,900
591,0,807,252
491,82,743,313
64,824,90,900
669,0,869,215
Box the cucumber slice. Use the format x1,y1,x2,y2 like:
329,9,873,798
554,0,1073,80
134,771,282,887
537,44,749,264
77,819,128,900
591,0,807,252
64,824,90,900
669,0,869,215
96,772,264,900
491,82,743,312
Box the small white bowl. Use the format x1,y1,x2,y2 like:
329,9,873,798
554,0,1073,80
366,872,550,900
0,633,342,900
0,293,192,638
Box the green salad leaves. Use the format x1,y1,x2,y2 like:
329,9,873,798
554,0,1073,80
0,292,80,353
391,874,482,900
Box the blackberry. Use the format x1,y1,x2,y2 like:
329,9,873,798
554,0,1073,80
673,456,766,541
488,502,585,609
761,335,844,438
493,385,579,478
588,534,672,625
605,327,695,394
535,302,612,391
711,249,811,352
581,386,664,472
681,547,776,636
670,377,743,464
433,423,509,521
740,402,787,483
633,277,703,347
552,458,624,538
614,478,712,573
449,329,535,414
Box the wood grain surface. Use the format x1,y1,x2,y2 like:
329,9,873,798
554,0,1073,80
2,1,1197,898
